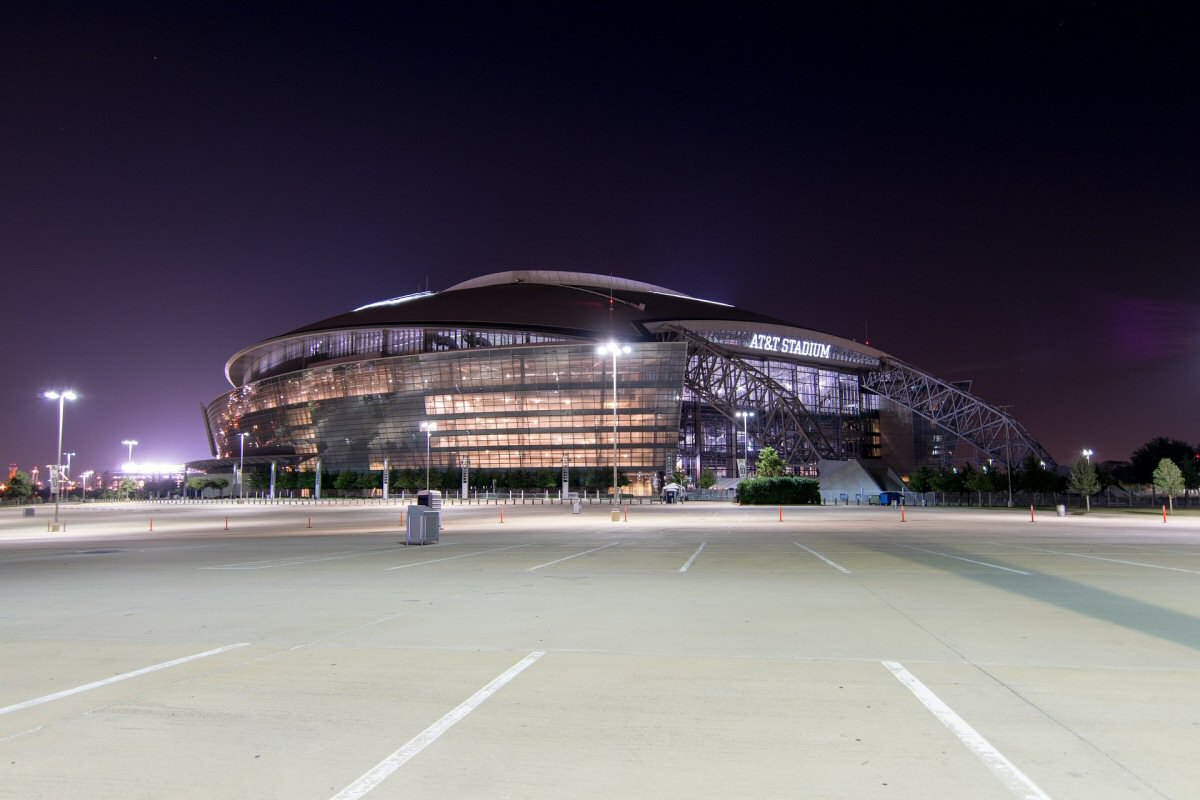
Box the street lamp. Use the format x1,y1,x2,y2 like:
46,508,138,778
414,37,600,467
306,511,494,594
122,439,138,470
43,390,77,527
419,421,437,492
735,411,755,477
63,452,75,480
1082,448,1094,464
79,470,94,500
596,341,631,503
236,432,250,500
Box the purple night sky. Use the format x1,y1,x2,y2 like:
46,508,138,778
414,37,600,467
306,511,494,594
2,3,1197,477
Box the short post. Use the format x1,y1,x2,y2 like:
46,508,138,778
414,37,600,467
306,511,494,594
900,505,907,523
307,515,312,529
1030,504,1035,523
224,515,229,531
1163,504,1168,523
500,509,505,524
778,505,782,522
149,517,154,532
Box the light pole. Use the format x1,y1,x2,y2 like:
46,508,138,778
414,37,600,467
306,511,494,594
419,421,437,492
43,390,77,527
1082,448,1094,464
63,452,75,481
596,341,630,503
122,439,138,470
79,470,94,500
735,410,755,477
237,432,250,501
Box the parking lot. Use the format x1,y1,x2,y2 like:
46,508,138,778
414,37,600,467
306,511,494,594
2,501,1198,799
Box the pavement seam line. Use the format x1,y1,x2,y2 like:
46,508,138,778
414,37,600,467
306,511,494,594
329,651,546,800
384,543,532,570
678,542,706,572
526,542,620,571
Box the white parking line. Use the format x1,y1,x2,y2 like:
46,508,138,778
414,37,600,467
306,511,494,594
985,542,1200,575
793,541,852,574
330,651,545,800
903,545,1030,575
526,542,620,571
384,543,532,570
679,543,706,572
883,661,1052,800
0,643,250,716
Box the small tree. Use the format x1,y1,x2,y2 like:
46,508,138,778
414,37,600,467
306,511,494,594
1067,458,1100,512
4,470,34,503
699,469,717,489
117,478,138,500
907,466,936,494
1152,458,1185,513
755,446,787,478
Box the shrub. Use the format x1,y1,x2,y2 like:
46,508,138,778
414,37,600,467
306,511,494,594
736,476,821,505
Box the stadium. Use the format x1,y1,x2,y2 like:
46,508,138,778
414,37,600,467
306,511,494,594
195,270,1055,496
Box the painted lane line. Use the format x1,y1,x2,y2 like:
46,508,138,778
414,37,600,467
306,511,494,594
903,545,1030,575
384,543,532,570
883,661,1053,800
0,643,250,717
678,543,706,573
526,542,620,571
330,651,545,800
793,541,852,574
984,541,1200,575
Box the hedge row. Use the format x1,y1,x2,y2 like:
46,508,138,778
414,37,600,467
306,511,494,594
736,476,821,505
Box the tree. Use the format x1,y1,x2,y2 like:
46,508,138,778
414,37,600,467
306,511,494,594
965,465,992,507
699,469,717,489
755,446,787,478
117,478,139,500
1131,437,1196,485
4,470,33,503
333,470,359,496
1153,458,1185,513
907,466,936,494
1067,458,1100,512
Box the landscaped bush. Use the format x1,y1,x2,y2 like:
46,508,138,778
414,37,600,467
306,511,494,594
736,476,821,505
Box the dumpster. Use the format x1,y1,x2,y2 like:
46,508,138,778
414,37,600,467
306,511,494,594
23,508,36,517
662,483,682,504
1056,504,1066,518
571,500,582,514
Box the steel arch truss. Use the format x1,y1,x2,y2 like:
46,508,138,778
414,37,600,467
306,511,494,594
862,357,1056,469
664,325,840,465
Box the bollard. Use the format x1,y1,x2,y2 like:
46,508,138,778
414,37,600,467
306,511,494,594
1030,504,1035,523
306,515,312,529
500,509,505,523
623,507,628,522
399,512,405,527
224,515,229,531
149,517,154,532
1163,504,1168,523
900,505,906,523
778,506,783,522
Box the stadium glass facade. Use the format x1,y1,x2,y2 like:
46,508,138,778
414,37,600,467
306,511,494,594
208,340,686,474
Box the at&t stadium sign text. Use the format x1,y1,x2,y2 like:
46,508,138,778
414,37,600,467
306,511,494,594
746,334,832,360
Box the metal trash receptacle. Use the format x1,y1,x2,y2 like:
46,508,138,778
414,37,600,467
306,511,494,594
1056,504,1066,518
406,506,441,544
571,499,582,514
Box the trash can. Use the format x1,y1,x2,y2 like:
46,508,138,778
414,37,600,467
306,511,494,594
406,505,441,544
571,500,582,514
1056,504,1066,518
416,490,443,509
23,508,35,517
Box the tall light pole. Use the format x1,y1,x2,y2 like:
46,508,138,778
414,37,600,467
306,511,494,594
43,390,77,527
419,421,437,492
63,452,75,480
735,410,755,477
237,432,250,501
1082,448,1093,464
122,439,138,470
596,341,631,503
79,470,94,500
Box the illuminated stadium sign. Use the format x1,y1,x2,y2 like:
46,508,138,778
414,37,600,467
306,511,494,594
746,333,832,360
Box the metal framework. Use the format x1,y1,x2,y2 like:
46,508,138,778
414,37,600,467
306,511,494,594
862,356,1056,469
663,325,840,465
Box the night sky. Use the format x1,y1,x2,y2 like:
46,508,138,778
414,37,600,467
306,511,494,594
2,2,1197,477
